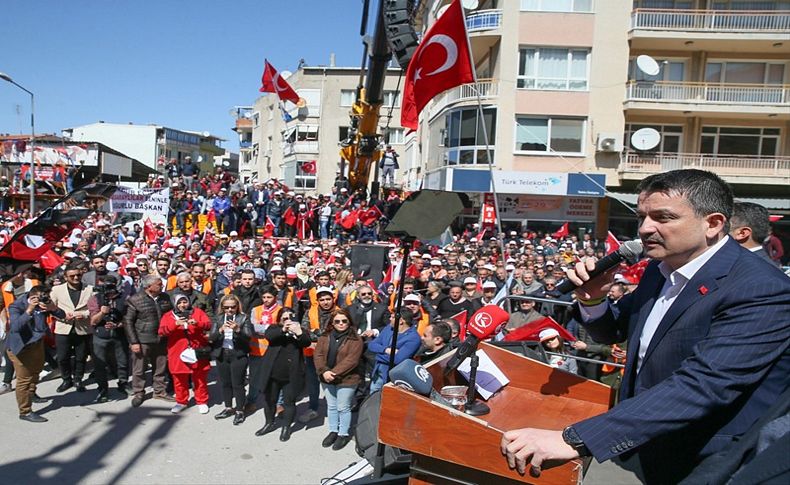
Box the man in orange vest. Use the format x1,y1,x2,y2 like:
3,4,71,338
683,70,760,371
270,270,295,311
190,262,216,309
245,286,282,415
299,286,337,424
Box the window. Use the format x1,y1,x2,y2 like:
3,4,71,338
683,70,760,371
387,128,405,145
705,61,786,85
520,0,593,13
518,48,589,90
340,90,356,107
267,106,273,121
442,106,496,165
383,91,401,107
515,117,585,154
700,126,780,157
295,160,317,189
628,58,686,82
296,125,319,142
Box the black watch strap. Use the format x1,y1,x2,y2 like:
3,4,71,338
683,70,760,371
562,425,591,457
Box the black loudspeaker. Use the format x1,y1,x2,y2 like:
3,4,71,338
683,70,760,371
355,391,411,474
350,244,389,286
383,0,419,69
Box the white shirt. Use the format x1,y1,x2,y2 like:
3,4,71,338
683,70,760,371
580,236,730,373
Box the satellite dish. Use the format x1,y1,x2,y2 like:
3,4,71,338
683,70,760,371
281,70,293,80
636,55,661,77
197,155,204,163
297,106,309,121
202,131,210,137
436,4,450,18
631,128,661,151
462,0,479,9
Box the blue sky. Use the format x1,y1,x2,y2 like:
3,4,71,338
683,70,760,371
0,0,369,150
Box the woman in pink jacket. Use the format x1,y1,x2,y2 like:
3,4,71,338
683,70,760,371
158,294,212,414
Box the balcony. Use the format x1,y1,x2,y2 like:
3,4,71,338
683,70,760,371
428,79,499,121
282,141,319,157
620,152,790,185
629,8,790,51
624,81,790,117
466,9,503,33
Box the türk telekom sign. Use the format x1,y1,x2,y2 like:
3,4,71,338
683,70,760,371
442,168,606,197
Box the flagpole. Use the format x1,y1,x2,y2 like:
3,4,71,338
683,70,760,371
459,1,509,307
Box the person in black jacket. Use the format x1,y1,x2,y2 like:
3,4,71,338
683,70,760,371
346,285,390,338
255,308,311,442
230,269,262,314
209,294,253,425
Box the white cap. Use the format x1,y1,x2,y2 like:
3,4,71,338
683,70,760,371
463,277,477,285
106,262,119,272
482,281,497,290
470,238,477,243
403,294,421,303
64,252,78,259
409,251,420,257
539,328,560,342
219,253,234,265
506,264,515,271
316,286,334,296
125,262,138,269
483,264,495,271
165,248,175,255
546,260,556,266
286,267,297,276
421,254,431,259
430,259,442,266
340,188,348,192
229,231,238,236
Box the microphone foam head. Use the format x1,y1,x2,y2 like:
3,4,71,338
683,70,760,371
468,305,510,337
621,240,644,264
390,359,433,396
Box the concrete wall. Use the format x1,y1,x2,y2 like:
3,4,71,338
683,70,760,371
68,123,158,169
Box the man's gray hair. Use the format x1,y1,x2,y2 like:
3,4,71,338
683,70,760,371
141,274,161,289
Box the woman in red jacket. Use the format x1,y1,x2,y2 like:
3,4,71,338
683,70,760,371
158,294,212,414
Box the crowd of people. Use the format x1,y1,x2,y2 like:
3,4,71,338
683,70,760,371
0,165,787,483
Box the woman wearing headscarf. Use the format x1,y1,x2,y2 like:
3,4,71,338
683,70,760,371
313,308,363,450
254,308,311,442
209,294,253,425
158,294,213,414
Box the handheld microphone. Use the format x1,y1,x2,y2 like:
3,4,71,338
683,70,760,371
444,305,510,375
555,240,643,295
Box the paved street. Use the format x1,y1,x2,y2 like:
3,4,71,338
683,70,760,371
0,370,361,484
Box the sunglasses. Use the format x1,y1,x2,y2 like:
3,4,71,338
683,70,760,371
222,305,236,310
358,292,372,296
333,318,349,324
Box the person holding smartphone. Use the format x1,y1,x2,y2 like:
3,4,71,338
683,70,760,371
255,308,311,442
209,295,252,425
158,294,212,414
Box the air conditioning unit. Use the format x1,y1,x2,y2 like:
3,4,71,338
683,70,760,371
596,133,623,153
264,149,272,157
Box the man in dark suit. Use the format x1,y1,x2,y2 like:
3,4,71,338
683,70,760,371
500,170,790,484
729,201,779,267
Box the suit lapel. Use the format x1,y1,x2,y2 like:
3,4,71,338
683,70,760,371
622,269,664,397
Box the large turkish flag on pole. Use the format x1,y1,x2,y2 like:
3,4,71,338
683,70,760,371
260,60,300,104
400,0,475,130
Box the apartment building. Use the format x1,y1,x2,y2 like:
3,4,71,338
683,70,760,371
63,122,226,175
250,65,407,195
411,0,789,236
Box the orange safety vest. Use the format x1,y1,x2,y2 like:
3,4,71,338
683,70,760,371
248,303,281,357
166,275,178,291
304,305,327,357
195,279,212,295
309,285,339,307
1,279,39,325
275,286,294,309
602,344,626,375
416,310,430,337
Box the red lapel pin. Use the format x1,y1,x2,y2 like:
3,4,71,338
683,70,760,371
699,285,708,295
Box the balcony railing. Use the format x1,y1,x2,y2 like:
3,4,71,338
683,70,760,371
466,9,503,32
626,81,790,106
429,79,498,120
622,152,790,179
631,8,790,32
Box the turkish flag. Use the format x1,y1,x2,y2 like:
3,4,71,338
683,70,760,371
401,0,474,130
259,60,300,104
340,209,359,230
263,216,275,238
40,249,64,271
283,207,297,227
359,205,383,227
605,231,621,255
552,222,569,239
449,310,468,340
502,316,577,343
301,160,317,175
144,217,157,244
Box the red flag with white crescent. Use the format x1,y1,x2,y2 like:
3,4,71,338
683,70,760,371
400,0,474,130
605,231,621,255
260,60,300,104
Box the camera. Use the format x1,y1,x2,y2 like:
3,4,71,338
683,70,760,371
38,293,51,305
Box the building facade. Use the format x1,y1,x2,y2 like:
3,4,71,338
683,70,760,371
249,65,407,195
62,122,225,176
410,0,789,236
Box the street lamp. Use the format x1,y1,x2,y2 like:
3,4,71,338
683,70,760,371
0,72,36,212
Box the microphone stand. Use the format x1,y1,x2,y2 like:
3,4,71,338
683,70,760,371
463,351,490,416
373,232,412,479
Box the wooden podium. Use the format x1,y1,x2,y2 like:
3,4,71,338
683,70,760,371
378,343,614,484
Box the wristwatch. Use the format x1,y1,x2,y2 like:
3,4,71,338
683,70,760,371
562,425,591,457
